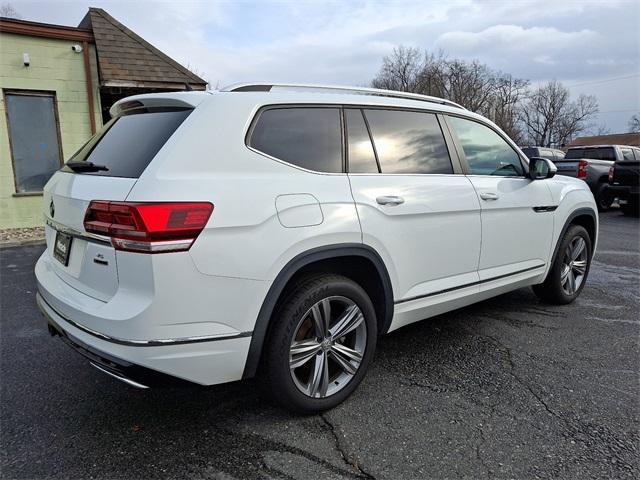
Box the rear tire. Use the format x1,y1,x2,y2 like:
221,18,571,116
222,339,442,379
594,183,613,212
532,225,592,305
260,274,377,413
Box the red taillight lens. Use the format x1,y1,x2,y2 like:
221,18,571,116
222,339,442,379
608,165,615,184
578,160,588,179
84,201,213,253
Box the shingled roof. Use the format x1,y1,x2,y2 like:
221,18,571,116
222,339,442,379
79,8,207,90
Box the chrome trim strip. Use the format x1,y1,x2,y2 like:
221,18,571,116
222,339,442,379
395,263,546,304
37,293,253,347
90,362,149,389
45,218,111,245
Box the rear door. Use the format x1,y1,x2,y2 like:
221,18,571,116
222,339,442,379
346,108,481,302
43,106,193,301
445,115,554,281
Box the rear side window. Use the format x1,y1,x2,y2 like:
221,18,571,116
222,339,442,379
345,109,379,173
621,148,635,161
250,108,342,173
65,108,192,178
448,116,523,176
363,109,452,174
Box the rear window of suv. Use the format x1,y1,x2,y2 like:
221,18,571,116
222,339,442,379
249,107,342,173
565,147,616,161
63,107,192,178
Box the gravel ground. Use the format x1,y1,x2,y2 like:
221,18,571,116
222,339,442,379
1,210,638,480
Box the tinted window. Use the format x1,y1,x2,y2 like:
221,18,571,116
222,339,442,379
566,147,616,161
66,108,192,178
250,108,342,172
364,109,452,174
346,109,378,173
621,148,635,161
449,116,523,176
5,93,62,192
521,147,537,159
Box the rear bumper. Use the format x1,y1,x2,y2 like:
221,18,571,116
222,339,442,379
37,292,252,386
606,185,639,202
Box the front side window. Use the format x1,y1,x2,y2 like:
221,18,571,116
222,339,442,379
5,91,62,193
363,109,452,174
448,116,523,176
250,108,342,173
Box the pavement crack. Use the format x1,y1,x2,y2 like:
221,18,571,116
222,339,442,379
320,413,375,479
474,424,492,477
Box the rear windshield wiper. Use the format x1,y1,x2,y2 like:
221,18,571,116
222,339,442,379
66,161,109,172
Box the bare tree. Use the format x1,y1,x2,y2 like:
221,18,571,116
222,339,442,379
0,2,20,18
520,81,598,147
628,114,640,133
371,46,528,140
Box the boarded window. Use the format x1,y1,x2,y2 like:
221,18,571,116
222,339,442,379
5,92,62,193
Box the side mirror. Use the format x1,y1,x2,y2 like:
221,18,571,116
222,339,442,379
529,157,557,180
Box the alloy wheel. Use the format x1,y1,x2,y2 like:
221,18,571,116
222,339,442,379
560,236,588,295
289,296,367,398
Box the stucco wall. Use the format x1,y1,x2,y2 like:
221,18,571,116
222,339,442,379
0,32,101,229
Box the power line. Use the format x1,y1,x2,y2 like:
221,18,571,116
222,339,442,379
566,73,640,88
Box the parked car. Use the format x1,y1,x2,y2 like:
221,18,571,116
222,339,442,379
35,83,598,412
607,146,640,216
521,146,565,162
553,145,631,211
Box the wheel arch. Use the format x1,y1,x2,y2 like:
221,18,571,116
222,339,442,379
551,207,598,267
242,243,394,379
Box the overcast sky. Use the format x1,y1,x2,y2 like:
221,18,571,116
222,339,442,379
8,0,640,133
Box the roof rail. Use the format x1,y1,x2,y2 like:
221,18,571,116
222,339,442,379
220,82,466,110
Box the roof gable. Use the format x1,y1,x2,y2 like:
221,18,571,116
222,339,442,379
79,8,206,89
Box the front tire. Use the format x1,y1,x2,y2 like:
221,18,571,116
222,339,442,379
532,225,592,305
260,274,377,413
594,182,613,212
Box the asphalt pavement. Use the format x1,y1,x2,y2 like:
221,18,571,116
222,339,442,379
1,210,638,479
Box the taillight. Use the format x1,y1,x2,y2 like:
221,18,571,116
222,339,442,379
84,201,213,253
578,160,588,180
608,165,615,184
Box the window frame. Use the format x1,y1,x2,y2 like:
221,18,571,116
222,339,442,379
3,89,64,196
245,104,347,175
245,103,466,175
442,113,529,178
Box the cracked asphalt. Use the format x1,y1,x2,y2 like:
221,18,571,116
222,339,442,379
1,210,638,479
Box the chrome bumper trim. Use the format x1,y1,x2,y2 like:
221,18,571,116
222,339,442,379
90,362,149,389
36,292,252,347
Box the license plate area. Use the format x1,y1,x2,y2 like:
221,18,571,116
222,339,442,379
53,231,73,266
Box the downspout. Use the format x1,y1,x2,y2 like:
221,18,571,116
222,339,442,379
82,41,97,135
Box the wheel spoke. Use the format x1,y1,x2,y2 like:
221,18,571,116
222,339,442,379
330,305,363,341
330,343,362,376
311,304,328,339
571,237,585,260
289,339,321,369
567,270,576,293
572,259,587,276
561,264,571,286
309,351,329,398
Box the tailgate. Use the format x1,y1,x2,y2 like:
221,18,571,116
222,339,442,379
613,161,640,186
553,160,580,177
43,171,136,301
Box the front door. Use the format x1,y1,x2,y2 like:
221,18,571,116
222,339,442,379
346,108,481,302
446,115,554,281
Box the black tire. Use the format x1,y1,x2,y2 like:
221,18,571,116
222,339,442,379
532,225,592,305
260,274,377,413
594,182,613,212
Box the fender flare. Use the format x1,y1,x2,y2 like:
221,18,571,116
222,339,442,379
547,207,597,276
242,243,394,379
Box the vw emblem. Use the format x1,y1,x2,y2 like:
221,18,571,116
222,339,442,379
49,199,55,218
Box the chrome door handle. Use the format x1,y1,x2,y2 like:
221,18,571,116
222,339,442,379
479,192,499,201
376,195,405,206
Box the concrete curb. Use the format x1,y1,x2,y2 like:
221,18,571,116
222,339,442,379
0,238,46,249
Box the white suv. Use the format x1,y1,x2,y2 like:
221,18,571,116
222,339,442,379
36,83,598,412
